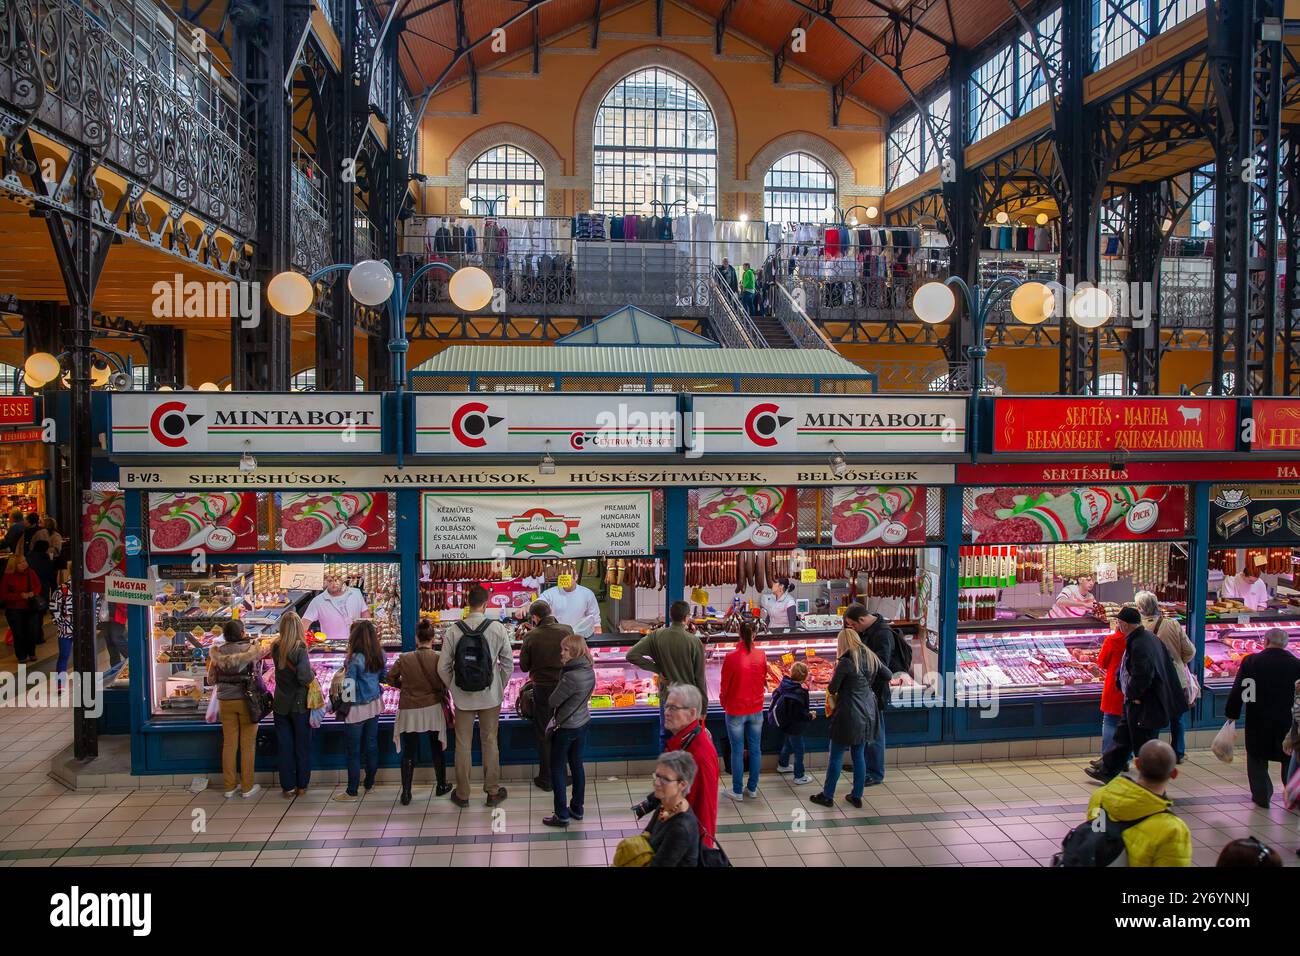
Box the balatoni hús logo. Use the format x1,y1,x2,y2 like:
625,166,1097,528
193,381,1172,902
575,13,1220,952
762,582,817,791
496,508,581,555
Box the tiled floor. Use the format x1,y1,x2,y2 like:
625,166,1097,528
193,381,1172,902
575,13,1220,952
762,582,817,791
2,700,1297,867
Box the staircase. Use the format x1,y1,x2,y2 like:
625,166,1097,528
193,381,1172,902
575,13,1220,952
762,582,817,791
750,313,798,349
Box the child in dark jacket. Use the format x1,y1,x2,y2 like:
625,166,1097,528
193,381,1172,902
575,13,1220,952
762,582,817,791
771,663,815,783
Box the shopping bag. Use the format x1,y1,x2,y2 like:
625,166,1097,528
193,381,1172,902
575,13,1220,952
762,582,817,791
309,706,326,730
204,693,220,725
1211,720,1236,763
305,678,325,711
1184,666,1200,706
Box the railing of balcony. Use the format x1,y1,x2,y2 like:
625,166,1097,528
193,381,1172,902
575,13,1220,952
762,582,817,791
706,270,766,348
0,0,256,236
291,146,329,276
773,281,836,350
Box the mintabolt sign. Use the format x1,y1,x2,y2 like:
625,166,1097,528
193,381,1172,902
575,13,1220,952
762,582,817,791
117,463,957,489
992,397,1235,453
415,394,679,453
110,394,383,453
689,395,965,454
421,491,654,559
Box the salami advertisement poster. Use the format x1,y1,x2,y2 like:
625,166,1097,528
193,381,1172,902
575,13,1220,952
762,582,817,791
148,492,260,554
831,486,927,546
696,487,798,549
83,489,125,594
274,492,394,553
421,491,654,559
1210,484,1300,545
966,485,1187,543
992,398,1235,453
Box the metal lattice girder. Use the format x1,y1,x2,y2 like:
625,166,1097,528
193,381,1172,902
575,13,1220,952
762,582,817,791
1284,127,1300,393
832,0,949,124
773,1,824,84
1124,182,1165,395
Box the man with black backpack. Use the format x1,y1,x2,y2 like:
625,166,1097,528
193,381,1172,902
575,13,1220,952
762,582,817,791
438,584,516,808
1055,739,1191,867
844,604,906,785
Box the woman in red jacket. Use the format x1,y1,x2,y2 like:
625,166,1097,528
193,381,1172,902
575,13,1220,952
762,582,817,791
1,554,41,664
721,621,768,801
1093,624,1127,768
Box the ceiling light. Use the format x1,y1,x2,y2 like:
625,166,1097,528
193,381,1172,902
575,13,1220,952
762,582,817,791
239,441,257,474
1036,213,1050,225
458,196,473,211
912,281,957,324
539,440,556,476
995,211,1010,224
866,206,879,219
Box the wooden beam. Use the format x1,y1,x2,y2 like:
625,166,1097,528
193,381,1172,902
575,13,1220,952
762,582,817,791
532,7,540,73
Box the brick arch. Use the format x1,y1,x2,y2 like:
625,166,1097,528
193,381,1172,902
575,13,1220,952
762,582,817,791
444,124,566,215
746,133,855,214
572,47,739,198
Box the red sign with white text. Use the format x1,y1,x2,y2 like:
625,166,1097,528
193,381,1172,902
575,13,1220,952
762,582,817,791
1249,400,1300,450
959,461,1300,484
993,398,1235,453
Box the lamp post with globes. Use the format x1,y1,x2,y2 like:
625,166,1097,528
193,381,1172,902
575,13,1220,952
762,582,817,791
458,194,522,217
912,274,1114,462
268,258,494,467
831,204,880,227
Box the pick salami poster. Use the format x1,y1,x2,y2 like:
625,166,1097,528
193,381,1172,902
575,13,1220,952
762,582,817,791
831,486,926,546
274,492,393,553
148,492,259,554
966,485,1187,543
696,487,798,549
83,489,125,594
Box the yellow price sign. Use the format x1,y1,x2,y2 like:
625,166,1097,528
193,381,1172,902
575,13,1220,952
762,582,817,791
805,648,817,658
835,605,847,616
608,584,624,600
1253,554,1268,568
781,653,795,665
557,573,573,588
690,588,709,605
800,568,817,583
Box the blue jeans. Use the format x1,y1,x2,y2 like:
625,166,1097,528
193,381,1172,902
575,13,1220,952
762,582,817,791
1169,709,1186,758
549,725,588,820
56,636,72,676
274,711,312,793
865,718,886,784
725,712,763,794
777,733,805,777
1101,713,1121,756
823,739,866,800
342,715,379,796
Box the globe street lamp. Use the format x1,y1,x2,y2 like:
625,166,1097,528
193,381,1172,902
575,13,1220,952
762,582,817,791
269,258,494,466
458,193,522,216
23,349,133,391
912,274,1113,461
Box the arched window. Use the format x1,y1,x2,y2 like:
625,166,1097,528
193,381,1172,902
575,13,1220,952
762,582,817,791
593,67,717,217
0,363,18,396
764,152,836,223
465,145,545,217
1094,372,1128,396
292,368,365,392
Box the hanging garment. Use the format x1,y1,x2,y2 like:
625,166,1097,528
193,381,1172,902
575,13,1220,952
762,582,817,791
623,215,639,242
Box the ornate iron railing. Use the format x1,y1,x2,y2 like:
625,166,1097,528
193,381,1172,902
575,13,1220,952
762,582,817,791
706,270,766,348
291,146,329,275
0,0,256,237
773,281,836,350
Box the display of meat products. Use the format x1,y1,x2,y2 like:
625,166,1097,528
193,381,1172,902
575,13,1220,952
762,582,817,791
151,492,243,550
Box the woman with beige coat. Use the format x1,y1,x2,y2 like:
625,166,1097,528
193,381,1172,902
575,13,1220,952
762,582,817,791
1135,590,1195,763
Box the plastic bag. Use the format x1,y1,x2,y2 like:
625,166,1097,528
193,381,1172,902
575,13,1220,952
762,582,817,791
1211,720,1236,763
204,693,220,725
309,706,326,730
1184,666,1200,706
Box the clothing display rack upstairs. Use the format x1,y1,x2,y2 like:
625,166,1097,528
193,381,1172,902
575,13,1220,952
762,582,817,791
981,221,1058,253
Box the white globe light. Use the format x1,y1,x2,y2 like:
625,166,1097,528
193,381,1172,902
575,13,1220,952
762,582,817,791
866,206,879,219
1197,219,1212,235
848,217,858,226
507,195,521,211
1036,212,1050,225
995,211,1010,224
22,372,41,390
348,259,395,307
23,352,61,387
1010,282,1055,326
266,271,315,316
739,212,749,222
198,381,219,392
224,383,233,391
687,197,699,213
1068,286,1114,329
448,266,494,312
913,282,957,324
458,196,473,211
157,385,174,391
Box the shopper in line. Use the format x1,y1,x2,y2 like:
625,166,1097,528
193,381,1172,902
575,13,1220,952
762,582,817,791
1,552,41,664
720,620,767,801
40,517,63,557
335,619,387,802
438,583,515,808
658,683,719,848
1091,621,1127,769
640,750,702,867
1215,837,1284,867
1224,627,1300,808
543,632,596,827
1087,606,1182,783
1,511,24,553
26,539,56,606
20,512,40,552
844,604,894,784
1134,591,1195,762
50,568,72,684
520,599,572,791
1085,740,1192,867
271,612,314,799
207,619,271,799
388,618,451,805
811,624,888,809
771,661,815,784
626,600,708,746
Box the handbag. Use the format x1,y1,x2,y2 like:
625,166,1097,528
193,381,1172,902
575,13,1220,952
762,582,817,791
306,678,325,712
824,691,837,717
698,827,733,868
1184,665,1200,706
329,667,352,720
517,681,535,720
243,667,273,723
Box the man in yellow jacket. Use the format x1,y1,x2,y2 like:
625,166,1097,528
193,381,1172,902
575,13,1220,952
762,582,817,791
1086,739,1192,867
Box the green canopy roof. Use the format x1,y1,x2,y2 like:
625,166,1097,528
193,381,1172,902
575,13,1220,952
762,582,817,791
554,306,719,347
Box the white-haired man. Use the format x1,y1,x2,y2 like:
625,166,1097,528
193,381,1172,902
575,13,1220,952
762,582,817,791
1225,627,1300,807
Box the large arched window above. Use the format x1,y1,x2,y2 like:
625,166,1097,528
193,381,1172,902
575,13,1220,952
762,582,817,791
593,67,717,217
764,152,836,223
466,145,545,217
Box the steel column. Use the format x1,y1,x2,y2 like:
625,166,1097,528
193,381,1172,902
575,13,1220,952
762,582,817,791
1124,183,1164,395
942,47,976,372
1285,127,1300,393
144,325,186,390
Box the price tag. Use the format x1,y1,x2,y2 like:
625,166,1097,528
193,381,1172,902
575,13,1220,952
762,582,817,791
690,588,709,604
781,653,795,665
608,584,624,600
500,567,512,580
800,568,818,583
557,573,573,588
530,593,537,603
835,605,847,616
1254,554,1268,568
1095,562,1118,584
805,648,817,658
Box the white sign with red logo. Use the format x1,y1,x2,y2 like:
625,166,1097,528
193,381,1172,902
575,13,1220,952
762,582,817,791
689,395,966,454
103,574,155,606
414,395,679,454
109,394,382,453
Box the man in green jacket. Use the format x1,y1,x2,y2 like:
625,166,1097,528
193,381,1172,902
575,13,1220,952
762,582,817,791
626,600,708,747
740,262,757,315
